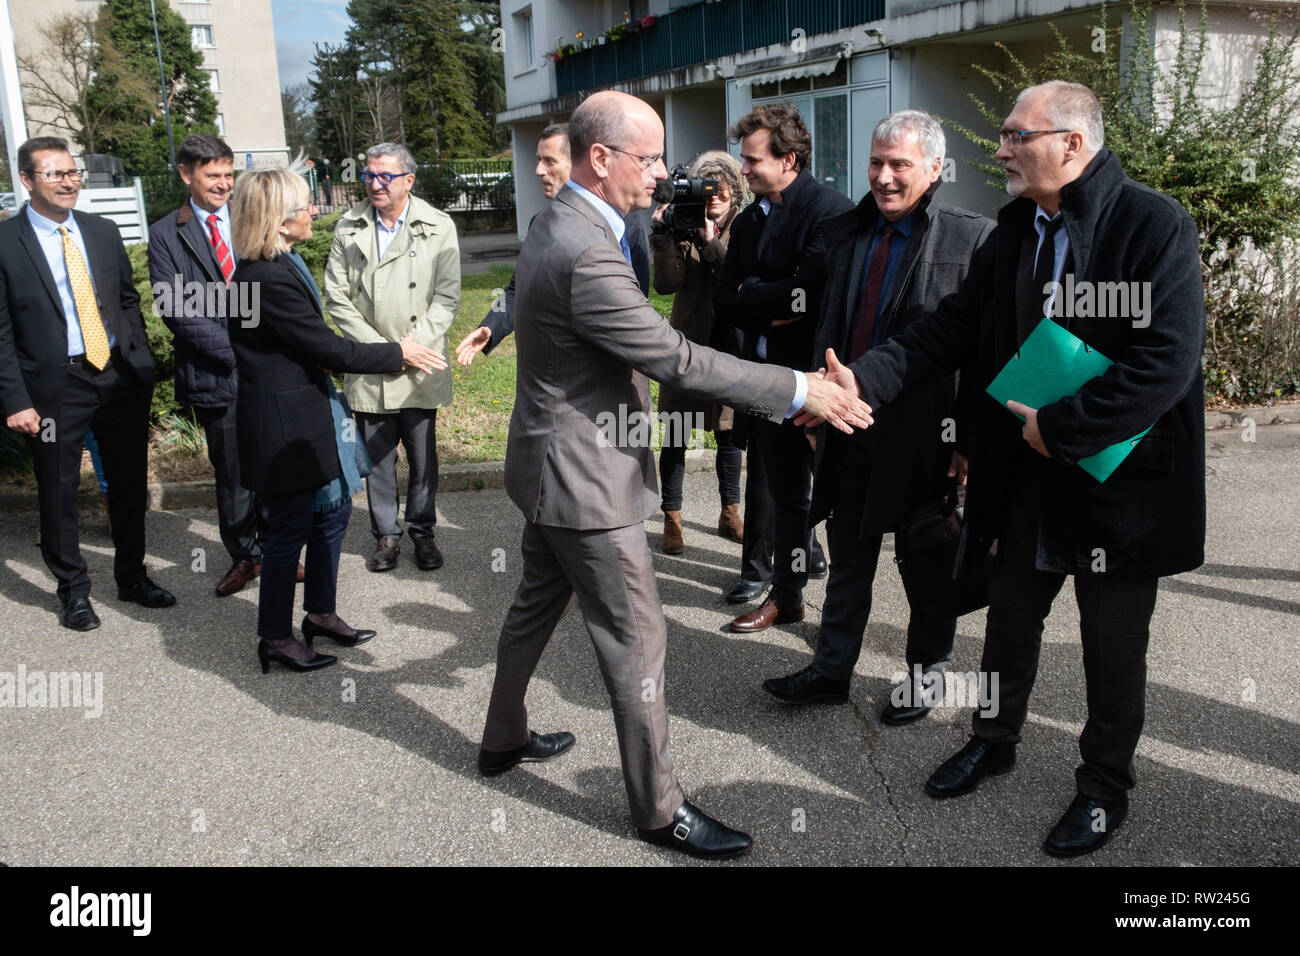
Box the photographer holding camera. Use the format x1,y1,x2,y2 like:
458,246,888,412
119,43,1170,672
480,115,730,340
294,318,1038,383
650,151,748,555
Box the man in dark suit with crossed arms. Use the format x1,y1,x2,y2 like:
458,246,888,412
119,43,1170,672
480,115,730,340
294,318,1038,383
0,137,175,630
476,91,873,859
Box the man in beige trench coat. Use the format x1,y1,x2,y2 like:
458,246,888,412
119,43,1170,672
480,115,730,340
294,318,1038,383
325,143,460,572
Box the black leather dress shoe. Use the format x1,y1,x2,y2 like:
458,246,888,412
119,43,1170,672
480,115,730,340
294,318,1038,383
637,801,753,859
61,597,101,631
924,736,1016,798
413,535,444,570
302,616,376,648
880,671,943,725
1043,792,1128,857
117,577,176,608
724,578,766,604
808,558,828,580
367,536,400,572
478,730,576,776
763,665,849,704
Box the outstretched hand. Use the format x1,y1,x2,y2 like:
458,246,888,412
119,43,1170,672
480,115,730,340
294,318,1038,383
794,349,872,432
454,325,492,366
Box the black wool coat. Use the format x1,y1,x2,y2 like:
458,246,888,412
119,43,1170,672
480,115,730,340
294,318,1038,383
810,186,994,536
714,169,854,372
229,255,402,497
852,150,1206,578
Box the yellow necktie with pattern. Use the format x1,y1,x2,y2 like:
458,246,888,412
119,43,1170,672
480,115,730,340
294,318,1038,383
59,226,111,370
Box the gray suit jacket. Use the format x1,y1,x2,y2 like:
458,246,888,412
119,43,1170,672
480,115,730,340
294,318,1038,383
507,185,797,530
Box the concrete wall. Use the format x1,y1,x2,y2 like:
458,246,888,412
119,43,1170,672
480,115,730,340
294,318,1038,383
665,85,727,168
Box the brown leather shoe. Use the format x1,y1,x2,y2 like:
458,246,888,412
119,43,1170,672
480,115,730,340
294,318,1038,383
413,535,444,570
215,558,258,597
718,503,744,543
295,562,305,583
727,596,804,633
661,510,684,554
367,535,400,572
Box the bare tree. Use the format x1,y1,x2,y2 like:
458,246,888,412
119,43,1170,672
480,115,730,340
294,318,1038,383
18,13,153,155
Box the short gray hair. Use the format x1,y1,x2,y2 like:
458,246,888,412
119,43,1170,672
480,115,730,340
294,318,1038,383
366,142,417,174
569,97,630,167
1016,81,1105,152
872,110,945,166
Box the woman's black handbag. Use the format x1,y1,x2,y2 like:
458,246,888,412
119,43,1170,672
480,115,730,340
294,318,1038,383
894,483,991,618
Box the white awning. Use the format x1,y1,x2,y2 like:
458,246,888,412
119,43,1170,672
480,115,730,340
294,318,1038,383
733,58,842,88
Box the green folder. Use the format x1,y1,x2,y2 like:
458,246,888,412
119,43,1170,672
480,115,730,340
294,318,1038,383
986,318,1151,483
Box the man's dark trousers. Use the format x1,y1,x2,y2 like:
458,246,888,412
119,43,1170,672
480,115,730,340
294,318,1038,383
813,427,956,680
195,403,263,562
974,449,1157,801
30,355,152,602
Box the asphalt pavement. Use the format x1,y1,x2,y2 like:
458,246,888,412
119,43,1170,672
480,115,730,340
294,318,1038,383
0,424,1296,866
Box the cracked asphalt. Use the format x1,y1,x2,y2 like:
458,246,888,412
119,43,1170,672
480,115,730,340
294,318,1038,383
0,424,1296,866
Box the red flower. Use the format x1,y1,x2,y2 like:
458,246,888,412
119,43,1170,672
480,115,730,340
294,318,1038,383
641,14,655,28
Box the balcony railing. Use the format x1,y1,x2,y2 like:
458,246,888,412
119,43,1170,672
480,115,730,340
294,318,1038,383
554,0,886,96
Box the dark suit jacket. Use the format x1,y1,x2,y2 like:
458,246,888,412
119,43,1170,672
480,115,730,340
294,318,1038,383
0,206,155,419
713,169,854,371
229,254,403,496
481,209,652,355
810,187,994,536
853,150,1206,578
147,201,237,407
507,185,797,530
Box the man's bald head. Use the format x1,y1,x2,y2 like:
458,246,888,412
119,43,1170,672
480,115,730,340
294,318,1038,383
567,91,666,215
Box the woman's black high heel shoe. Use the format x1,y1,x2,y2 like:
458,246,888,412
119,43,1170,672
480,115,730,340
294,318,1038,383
258,638,337,673
302,616,376,648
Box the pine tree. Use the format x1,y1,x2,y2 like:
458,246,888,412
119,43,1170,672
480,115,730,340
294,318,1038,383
85,0,218,173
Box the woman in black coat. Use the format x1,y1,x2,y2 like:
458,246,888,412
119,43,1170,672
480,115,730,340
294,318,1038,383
228,168,443,673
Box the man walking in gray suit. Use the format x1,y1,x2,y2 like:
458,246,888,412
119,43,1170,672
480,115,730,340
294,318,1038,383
476,90,874,859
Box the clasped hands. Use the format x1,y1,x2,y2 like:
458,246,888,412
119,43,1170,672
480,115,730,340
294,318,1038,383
794,348,874,434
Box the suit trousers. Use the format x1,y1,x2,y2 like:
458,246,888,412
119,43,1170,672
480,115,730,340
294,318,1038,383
358,408,438,540
813,430,957,681
195,402,264,563
29,357,151,603
482,519,686,828
750,416,815,605
973,452,1158,800
257,489,352,640
737,435,825,585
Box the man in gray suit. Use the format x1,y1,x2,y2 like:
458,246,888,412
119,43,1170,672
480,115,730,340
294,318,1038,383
476,90,874,859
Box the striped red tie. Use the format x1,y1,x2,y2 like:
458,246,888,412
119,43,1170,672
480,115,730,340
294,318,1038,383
207,215,234,284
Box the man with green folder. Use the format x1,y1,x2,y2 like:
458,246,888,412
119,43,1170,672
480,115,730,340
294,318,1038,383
815,81,1206,856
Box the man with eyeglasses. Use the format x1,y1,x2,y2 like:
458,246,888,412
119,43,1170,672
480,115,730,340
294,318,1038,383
453,123,651,366
325,143,459,574
149,134,291,598
0,136,175,630
833,81,1206,856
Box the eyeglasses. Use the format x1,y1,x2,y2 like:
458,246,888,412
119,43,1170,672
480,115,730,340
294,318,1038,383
361,170,413,185
289,201,318,217
603,146,664,172
998,129,1071,148
34,168,87,184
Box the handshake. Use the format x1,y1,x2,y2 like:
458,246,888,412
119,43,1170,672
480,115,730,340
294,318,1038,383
795,348,873,433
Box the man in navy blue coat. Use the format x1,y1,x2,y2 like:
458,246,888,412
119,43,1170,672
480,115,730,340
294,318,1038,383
149,134,274,597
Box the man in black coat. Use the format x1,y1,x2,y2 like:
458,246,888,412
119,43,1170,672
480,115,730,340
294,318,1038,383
833,82,1206,856
762,111,993,722
149,134,272,597
0,137,174,630
715,104,852,630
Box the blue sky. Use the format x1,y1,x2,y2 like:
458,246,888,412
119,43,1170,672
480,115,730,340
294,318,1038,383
272,0,351,91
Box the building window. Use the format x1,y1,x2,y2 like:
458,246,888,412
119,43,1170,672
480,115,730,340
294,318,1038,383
514,7,534,71
215,113,225,135
191,25,213,48
205,68,220,92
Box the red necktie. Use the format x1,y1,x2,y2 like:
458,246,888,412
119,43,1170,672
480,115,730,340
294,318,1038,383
849,224,894,362
207,215,234,284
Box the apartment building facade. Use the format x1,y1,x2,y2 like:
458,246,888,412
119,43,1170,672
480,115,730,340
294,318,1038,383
11,0,288,168
498,0,1291,235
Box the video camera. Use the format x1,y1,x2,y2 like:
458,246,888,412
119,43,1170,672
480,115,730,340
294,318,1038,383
651,164,719,241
